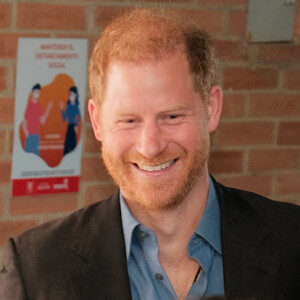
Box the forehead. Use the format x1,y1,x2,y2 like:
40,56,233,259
102,52,202,114
106,53,194,95
109,50,189,74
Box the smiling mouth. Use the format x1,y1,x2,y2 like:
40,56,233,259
135,159,177,172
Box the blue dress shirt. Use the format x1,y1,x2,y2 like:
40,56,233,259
120,177,225,299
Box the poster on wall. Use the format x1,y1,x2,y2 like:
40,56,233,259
11,38,88,196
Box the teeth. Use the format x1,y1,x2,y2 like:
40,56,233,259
138,160,173,172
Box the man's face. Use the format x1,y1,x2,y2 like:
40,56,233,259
90,52,222,211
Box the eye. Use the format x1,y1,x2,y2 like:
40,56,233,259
127,119,135,123
116,117,138,129
163,113,184,125
118,118,136,124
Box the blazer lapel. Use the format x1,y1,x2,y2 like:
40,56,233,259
214,180,281,299
67,192,132,300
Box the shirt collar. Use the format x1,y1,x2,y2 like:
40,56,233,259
120,176,221,261
120,194,139,261
195,176,222,255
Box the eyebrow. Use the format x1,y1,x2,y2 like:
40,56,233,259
158,104,194,114
113,100,195,116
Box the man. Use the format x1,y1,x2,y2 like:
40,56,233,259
22,83,53,156
1,8,300,300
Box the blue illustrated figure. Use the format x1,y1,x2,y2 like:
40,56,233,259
60,86,81,155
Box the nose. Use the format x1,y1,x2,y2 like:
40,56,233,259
136,120,167,158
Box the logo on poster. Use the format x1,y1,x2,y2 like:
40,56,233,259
26,181,34,193
53,178,69,190
37,182,51,191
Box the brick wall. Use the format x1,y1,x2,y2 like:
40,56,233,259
0,0,299,259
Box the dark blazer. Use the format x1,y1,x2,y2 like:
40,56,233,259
1,180,300,300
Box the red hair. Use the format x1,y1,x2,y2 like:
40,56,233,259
89,8,218,105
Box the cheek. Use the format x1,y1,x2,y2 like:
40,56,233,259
169,125,205,151
103,132,136,157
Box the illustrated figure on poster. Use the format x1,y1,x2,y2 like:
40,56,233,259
22,83,53,156
60,86,81,155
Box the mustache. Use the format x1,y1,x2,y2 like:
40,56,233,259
123,148,187,165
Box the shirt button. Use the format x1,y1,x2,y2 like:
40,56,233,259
193,238,200,244
138,231,147,238
155,273,164,280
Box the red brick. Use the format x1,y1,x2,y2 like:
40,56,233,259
249,93,300,117
214,39,247,61
228,10,247,35
283,68,300,90
96,6,129,29
0,98,14,124
0,130,5,154
0,4,12,28
275,173,300,195
257,44,300,62
217,122,275,146
0,33,49,59
84,126,100,153
85,184,118,206
142,0,187,3
81,157,112,182
0,161,11,184
278,122,300,145
222,93,246,118
0,67,7,93
217,174,272,197
295,15,300,36
0,193,3,215
13,66,16,92
223,67,278,90
0,34,21,59
10,194,78,215
0,220,38,246
249,149,299,172
209,150,244,174
17,3,86,30
8,129,14,155
199,0,248,4
180,9,224,34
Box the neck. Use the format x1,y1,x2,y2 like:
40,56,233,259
125,170,210,258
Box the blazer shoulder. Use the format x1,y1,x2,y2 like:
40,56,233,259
215,179,300,234
1,191,131,299
214,179,300,298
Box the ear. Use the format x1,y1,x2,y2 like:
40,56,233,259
207,85,223,133
88,98,102,141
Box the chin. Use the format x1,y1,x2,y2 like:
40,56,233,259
134,192,184,211
121,172,202,212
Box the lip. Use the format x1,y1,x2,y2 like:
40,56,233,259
137,159,175,171
131,159,178,175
